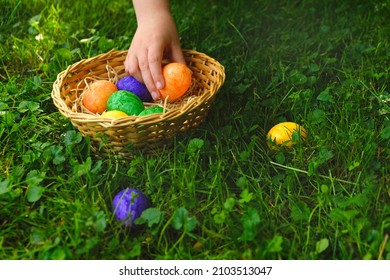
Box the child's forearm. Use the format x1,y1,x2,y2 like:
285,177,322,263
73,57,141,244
132,0,171,24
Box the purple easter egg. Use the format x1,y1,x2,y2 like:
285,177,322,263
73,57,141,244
112,188,149,227
116,75,153,102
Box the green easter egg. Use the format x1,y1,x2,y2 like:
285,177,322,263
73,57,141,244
139,106,164,116
107,90,145,116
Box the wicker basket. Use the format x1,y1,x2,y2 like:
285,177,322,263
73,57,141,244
51,49,225,157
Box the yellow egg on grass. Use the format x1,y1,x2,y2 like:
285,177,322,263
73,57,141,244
267,122,307,149
100,110,128,119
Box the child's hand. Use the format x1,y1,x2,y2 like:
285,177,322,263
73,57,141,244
125,5,185,100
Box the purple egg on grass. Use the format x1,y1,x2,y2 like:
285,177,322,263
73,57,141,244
116,75,153,102
112,188,149,227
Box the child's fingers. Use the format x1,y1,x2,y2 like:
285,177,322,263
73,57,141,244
138,51,160,100
147,43,165,92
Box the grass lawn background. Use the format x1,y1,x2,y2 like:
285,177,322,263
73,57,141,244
0,0,389,260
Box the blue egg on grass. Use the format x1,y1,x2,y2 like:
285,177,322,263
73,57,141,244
112,188,149,228
116,75,153,102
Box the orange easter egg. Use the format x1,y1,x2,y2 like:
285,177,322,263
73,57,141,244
159,63,192,102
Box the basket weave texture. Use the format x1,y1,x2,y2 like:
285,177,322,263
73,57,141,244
51,49,225,156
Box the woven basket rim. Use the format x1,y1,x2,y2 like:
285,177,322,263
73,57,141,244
51,49,225,127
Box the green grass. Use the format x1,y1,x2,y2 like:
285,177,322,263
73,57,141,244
0,0,389,260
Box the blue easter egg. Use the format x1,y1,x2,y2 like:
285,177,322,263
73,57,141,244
116,76,153,102
112,188,149,227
